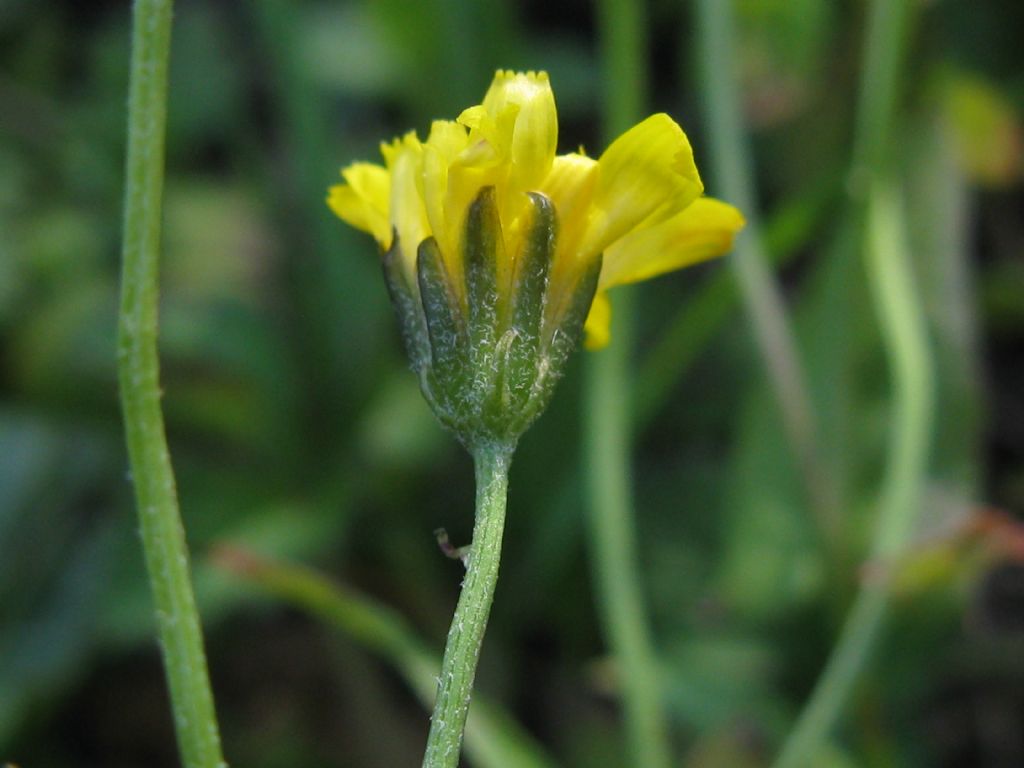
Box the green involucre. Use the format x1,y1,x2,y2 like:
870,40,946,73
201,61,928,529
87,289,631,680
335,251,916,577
385,186,600,448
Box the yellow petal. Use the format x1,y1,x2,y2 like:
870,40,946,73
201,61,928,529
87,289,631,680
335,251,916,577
384,133,431,280
582,291,612,350
326,162,391,246
540,152,599,317
456,104,504,162
582,114,704,257
483,70,558,193
426,119,471,160
422,120,470,258
445,160,505,285
599,198,744,289
542,152,598,252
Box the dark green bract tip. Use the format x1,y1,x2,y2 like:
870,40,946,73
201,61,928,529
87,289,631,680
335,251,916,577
382,186,600,451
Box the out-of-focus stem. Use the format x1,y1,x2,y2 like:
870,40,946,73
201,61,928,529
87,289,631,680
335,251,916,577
770,0,918,763
694,0,840,548
585,2,673,765
117,1,226,766
773,179,932,768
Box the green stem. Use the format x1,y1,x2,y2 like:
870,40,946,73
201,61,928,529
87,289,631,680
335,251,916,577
584,331,672,768
694,0,839,548
773,180,933,768
216,547,556,768
117,2,226,767
587,1,673,766
770,2,917,764
850,0,913,184
422,443,514,768
597,0,647,129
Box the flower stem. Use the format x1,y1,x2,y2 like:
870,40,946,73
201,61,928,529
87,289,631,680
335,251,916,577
215,546,556,768
118,2,226,766
694,0,840,550
773,179,933,768
422,442,514,768
770,0,919,763
584,333,673,768
586,1,672,766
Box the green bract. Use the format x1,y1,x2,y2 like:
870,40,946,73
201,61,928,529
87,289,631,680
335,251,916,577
384,186,600,448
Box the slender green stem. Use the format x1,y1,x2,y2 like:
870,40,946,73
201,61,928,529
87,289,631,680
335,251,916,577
422,443,514,768
597,0,647,130
769,2,917,764
773,180,933,768
117,2,226,767
849,0,913,186
584,336,672,768
586,1,673,767
694,0,839,548
216,547,556,768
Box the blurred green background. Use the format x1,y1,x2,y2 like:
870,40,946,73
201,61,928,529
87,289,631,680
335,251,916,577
2,0,1023,766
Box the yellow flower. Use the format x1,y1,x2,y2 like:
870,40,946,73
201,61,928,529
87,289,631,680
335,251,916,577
328,69,744,351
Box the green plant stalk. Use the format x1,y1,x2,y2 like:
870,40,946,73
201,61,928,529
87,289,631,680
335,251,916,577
217,547,556,768
586,0,673,767
117,2,226,768
769,1,916,763
422,443,514,768
773,180,933,767
584,326,673,768
694,0,839,548
850,0,913,184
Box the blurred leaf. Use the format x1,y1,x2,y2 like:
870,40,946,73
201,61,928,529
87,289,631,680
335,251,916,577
0,412,118,747
735,0,834,126
166,4,245,155
163,180,275,303
714,388,824,621
941,71,1023,187
980,256,1024,331
0,526,111,745
683,726,766,768
886,506,1024,599
663,635,782,732
10,278,118,408
301,3,405,97
356,373,444,472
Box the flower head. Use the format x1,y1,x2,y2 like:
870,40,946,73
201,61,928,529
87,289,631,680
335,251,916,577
328,70,743,446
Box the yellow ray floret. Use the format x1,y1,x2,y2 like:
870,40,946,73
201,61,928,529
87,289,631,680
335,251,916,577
327,69,744,348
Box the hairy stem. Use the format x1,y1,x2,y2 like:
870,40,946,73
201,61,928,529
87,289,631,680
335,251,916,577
117,1,226,766
422,443,514,768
